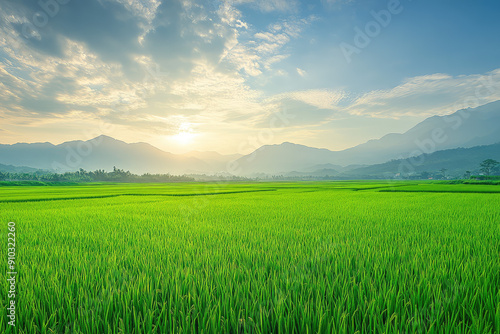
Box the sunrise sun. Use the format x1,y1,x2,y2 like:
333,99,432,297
172,123,196,145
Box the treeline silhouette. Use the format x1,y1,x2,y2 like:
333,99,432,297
0,167,195,183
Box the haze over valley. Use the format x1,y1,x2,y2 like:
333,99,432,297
2,101,500,178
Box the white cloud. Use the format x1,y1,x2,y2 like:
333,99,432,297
7,0,500,154
268,89,346,110
222,15,315,77
257,69,500,127
224,44,263,76
257,0,299,12
347,70,500,118
297,68,307,77
254,32,290,44
168,62,266,117
114,0,161,23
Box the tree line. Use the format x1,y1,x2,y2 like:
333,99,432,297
1,159,498,183
0,167,195,183
413,159,500,180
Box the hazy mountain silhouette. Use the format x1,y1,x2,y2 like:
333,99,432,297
0,163,41,173
233,142,339,174
0,135,210,174
235,101,500,174
183,151,243,172
1,102,500,175
342,142,500,178
335,100,500,165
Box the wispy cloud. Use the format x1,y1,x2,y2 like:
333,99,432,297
1,0,500,154
347,70,500,118
269,89,346,110
228,0,299,13
296,68,307,77
0,0,316,129
223,14,316,76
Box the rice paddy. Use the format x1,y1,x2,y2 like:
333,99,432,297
0,181,499,333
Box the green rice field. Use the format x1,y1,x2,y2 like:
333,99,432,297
1,181,499,333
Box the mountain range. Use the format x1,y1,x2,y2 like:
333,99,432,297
342,142,500,178
282,142,500,179
234,101,500,174
0,136,237,175
1,101,500,177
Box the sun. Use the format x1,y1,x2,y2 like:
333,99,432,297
173,131,195,145
172,123,196,146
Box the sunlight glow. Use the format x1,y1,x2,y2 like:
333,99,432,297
172,123,196,146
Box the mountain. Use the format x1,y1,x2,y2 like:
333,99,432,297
341,142,500,178
234,142,339,174
0,163,41,173
334,100,500,165
0,135,210,174
2,101,500,176
182,151,243,171
235,101,500,174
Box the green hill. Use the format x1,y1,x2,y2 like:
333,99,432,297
343,142,500,178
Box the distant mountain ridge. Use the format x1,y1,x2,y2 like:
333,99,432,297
337,101,500,164
233,142,339,174
183,151,243,172
234,101,500,174
1,101,500,176
340,142,500,178
0,163,41,173
0,136,215,174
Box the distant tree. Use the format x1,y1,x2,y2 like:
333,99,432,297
479,159,499,176
440,168,448,179
0,167,194,183
420,171,431,179
464,171,472,179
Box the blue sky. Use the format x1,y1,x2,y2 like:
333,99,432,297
1,0,500,154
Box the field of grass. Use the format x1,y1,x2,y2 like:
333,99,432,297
1,181,499,333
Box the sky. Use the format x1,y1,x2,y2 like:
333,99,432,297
1,0,500,155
